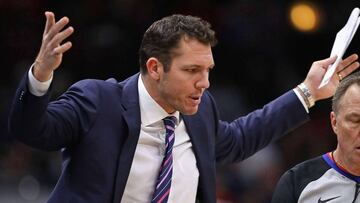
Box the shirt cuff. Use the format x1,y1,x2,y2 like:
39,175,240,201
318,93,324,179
293,88,309,113
28,63,53,96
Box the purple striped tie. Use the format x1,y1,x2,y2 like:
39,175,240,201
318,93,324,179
151,116,176,203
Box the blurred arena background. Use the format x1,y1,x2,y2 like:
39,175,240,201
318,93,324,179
0,0,359,202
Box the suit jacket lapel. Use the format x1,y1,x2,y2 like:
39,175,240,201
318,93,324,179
112,73,142,203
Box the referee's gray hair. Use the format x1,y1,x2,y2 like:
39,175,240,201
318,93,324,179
332,71,360,113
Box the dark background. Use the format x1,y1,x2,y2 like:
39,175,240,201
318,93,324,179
0,0,359,202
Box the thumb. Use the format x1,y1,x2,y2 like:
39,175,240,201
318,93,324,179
320,55,338,67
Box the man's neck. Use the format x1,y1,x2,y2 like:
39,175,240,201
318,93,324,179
333,149,360,176
141,74,175,114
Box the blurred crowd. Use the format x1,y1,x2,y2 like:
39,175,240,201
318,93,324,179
0,0,359,202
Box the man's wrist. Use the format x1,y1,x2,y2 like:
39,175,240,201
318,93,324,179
33,60,53,82
28,63,52,96
296,82,315,108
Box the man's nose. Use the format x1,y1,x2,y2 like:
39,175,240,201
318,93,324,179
196,72,210,90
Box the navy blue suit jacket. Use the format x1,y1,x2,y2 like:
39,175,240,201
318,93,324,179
8,73,309,203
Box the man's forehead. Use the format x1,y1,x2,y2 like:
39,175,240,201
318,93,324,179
343,84,360,99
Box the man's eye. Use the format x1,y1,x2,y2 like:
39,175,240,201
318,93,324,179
347,117,360,124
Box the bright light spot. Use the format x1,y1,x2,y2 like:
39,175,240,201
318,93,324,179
18,175,40,200
290,3,319,32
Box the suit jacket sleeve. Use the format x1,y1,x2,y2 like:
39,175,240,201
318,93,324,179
213,90,309,164
8,73,99,151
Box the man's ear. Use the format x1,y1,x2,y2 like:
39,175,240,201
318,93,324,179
330,111,338,134
146,57,163,80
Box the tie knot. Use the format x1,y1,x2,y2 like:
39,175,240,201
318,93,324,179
163,116,177,129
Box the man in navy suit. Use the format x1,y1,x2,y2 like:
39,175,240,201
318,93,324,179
8,11,359,203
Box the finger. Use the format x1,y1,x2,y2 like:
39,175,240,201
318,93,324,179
43,11,55,36
312,56,337,71
336,54,359,72
46,16,70,41
53,41,72,55
49,26,74,48
338,61,360,79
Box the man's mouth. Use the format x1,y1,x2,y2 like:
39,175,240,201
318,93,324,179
190,95,200,100
189,95,201,105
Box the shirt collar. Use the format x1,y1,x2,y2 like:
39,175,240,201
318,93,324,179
138,75,179,126
323,152,360,183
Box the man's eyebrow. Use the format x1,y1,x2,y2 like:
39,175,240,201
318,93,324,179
181,64,215,69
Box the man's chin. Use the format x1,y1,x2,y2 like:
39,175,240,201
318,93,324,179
180,107,199,115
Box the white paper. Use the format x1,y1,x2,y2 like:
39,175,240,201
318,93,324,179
319,8,360,88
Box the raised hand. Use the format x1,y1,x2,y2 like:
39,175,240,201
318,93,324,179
304,54,359,102
33,11,74,82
